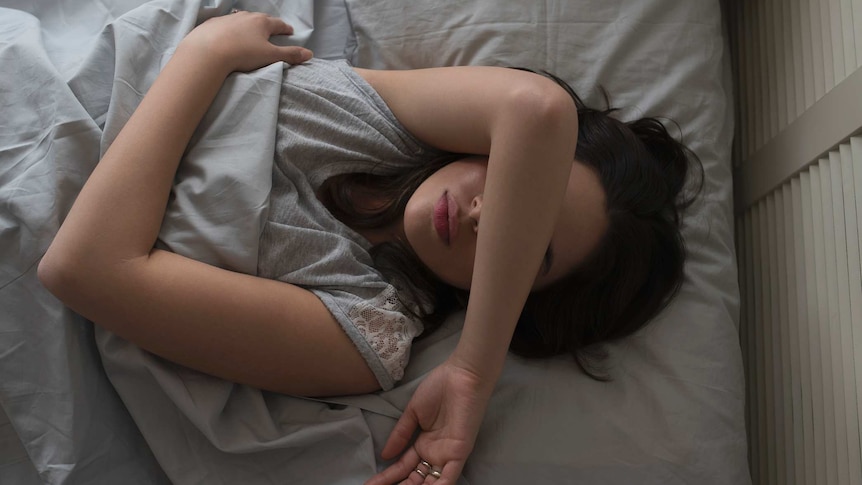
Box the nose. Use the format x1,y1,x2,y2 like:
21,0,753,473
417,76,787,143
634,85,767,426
468,195,482,233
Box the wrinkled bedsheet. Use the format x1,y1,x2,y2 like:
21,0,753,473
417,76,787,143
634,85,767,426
0,0,749,484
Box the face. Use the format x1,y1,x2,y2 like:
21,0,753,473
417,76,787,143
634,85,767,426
402,156,608,291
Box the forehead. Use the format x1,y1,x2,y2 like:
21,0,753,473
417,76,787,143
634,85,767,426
534,161,608,289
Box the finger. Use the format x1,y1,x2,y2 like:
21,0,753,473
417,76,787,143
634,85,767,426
274,46,313,65
364,446,421,485
265,16,294,36
381,407,420,460
432,460,466,485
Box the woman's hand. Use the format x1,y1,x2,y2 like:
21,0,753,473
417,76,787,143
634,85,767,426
365,360,494,485
180,11,312,76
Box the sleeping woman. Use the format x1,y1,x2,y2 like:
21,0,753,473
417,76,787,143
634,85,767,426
38,12,700,485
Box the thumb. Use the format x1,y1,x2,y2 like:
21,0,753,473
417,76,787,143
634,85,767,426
276,46,313,65
381,405,419,460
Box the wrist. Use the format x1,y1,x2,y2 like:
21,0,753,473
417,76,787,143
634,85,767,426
447,345,505,389
174,35,234,78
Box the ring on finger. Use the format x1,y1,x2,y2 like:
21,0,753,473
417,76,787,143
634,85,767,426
416,459,442,480
230,8,240,13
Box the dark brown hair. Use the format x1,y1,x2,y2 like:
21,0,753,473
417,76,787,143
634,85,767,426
320,73,703,380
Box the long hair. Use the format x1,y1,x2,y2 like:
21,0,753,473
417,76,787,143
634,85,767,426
319,73,703,379
318,153,468,337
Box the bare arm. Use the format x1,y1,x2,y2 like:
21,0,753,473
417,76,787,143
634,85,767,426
358,67,578,484
38,13,378,397
357,66,578,382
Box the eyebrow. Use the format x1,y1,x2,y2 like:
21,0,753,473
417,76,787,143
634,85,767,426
541,245,554,276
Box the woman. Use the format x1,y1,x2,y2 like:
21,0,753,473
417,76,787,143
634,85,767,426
38,12,699,485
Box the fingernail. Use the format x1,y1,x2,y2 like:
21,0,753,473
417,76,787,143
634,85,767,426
302,48,313,60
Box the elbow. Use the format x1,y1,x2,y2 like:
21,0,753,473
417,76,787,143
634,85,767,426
504,76,580,147
38,249,74,300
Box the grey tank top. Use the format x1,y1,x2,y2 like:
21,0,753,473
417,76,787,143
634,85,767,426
256,59,445,390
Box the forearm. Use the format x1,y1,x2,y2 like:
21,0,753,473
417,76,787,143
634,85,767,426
43,44,229,272
452,91,578,381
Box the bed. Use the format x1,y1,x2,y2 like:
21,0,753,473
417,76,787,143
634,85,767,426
0,0,747,483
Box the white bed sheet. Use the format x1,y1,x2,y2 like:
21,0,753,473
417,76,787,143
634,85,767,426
0,0,748,484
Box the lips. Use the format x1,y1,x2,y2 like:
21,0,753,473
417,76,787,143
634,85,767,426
433,191,459,246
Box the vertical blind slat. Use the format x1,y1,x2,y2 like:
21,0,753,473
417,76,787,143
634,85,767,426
778,1,799,125
773,190,794,485
853,0,862,68
821,156,851,485
767,0,783,136
744,211,759,480
818,0,836,92
810,164,840,485
740,0,752,158
756,0,768,150
758,199,777,484
765,195,785,485
828,0,846,84
832,147,862,485
789,0,806,119
837,142,862,485
809,0,827,100
801,172,828,485
851,137,862,462
737,216,750,467
754,203,768,484
800,0,817,109
839,0,856,73
791,177,817,485
781,184,804,485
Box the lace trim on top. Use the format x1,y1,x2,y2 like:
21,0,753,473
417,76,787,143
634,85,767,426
348,286,423,382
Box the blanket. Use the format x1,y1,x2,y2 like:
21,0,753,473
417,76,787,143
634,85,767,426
1,1,400,483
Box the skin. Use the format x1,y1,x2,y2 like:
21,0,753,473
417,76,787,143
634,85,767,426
38,12,587,485
398,156,608,291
